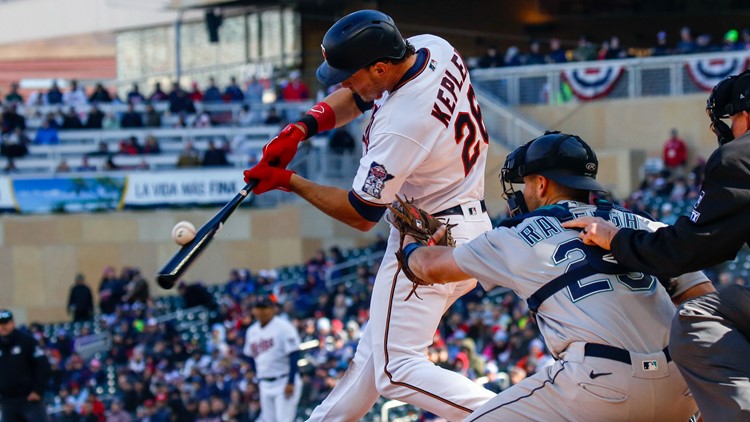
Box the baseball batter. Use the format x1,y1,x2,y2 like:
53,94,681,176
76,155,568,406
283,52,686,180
243,296,302,422
403,132,707,421
243,9,495,421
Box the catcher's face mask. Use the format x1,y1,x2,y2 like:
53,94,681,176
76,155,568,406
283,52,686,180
500,140,533,217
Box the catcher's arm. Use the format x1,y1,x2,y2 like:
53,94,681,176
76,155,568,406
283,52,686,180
405,228,472,284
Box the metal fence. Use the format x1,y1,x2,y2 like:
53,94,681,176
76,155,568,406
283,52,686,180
471,50,750,106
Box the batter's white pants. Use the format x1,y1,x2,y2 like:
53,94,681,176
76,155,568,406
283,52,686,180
259,374,303,422
308,206,495,421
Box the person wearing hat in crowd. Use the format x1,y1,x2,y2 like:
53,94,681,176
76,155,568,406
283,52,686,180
0,309,51,422
243,295,302,422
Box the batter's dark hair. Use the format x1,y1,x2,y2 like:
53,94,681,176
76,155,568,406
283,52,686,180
368,41,416,67
553,181,590,203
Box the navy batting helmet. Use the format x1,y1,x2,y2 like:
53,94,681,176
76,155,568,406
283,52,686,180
316,10,407,85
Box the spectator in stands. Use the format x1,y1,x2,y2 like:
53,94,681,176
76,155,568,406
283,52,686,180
606,35,627,59
281,70,310,101
263,106,282,125
573,34,597,61
89,82,113,103
67,273,94,322
55,159,71,173
176,141,201,167
143,104,162,128
4,81,23,104
202,140,229,167
103,156,120,171
98,266,123,315
61,107,84,130
504,46,522,67
75,156,97,172
188,81,204,102
328,127,355,155
676,26,696,54
88,141,110,157
142,135,161,154
742,28,750,50
224,76,244,102
149,82,168,102
695,33,715,53
663,128,688,173
524,40,545,65
84,105,104,129
1,129,29,159
127,83,145,105
203,77,223,103
245,76,264,104
63,80,88,109
596,39,610,60
119,136,142,155
168,82,196,115
2,103,26,134
47,80,64,105
722,29,743,51
477,46,503,68
177,281,216,310
235,104,260,126
659,202,678,225
653,31,670,56
102,112,120,130
546,38,566,63
106,399,131,422
34,116,59,145
2,157,17,174
120,103,143,128
194,111,213,128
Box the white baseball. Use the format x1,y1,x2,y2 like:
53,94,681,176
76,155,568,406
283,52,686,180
172,221,196,246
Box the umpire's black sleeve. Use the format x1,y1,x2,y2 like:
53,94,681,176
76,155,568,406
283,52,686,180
612,138,750,278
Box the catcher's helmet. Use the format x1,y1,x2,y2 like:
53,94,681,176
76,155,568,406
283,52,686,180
316,10,407,86
501,131,605,216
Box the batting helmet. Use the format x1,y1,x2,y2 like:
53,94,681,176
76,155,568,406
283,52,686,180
316,10,407,86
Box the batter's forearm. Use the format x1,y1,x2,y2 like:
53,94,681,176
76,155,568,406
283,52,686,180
323,88,364,128
289,175,376,231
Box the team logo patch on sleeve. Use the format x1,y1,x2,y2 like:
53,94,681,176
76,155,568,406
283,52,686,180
362,162,394,199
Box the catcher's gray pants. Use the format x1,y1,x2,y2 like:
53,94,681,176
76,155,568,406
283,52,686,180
465,342,697,422
670,284,750,422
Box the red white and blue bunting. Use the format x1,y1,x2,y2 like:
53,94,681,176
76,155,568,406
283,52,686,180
685,56,750,91
561,64,625,100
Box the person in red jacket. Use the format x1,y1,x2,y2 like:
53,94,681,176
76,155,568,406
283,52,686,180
663,128,688,172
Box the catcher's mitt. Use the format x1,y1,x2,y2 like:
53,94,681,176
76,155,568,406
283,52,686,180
386,195,456,301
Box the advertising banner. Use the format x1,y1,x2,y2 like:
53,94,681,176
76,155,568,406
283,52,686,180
122,170,248,207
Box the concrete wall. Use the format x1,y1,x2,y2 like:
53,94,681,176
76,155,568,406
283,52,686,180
0,204,388,324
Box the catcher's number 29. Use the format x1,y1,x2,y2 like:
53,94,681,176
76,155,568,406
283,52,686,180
454,85,490,176
553,238,657,302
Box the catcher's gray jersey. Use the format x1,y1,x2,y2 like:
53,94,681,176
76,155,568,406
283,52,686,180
454,201,703,421
454,200,707,357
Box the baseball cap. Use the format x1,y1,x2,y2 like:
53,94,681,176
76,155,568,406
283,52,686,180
0,309,13,323
255,295,276,308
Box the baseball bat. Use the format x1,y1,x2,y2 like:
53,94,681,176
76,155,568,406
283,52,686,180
156,180,258,289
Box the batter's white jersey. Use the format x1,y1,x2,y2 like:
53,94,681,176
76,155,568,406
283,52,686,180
243,316,301,379
350,34,489,215
309,34,496,422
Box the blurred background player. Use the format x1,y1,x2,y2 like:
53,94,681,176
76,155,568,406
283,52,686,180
243,296,302,422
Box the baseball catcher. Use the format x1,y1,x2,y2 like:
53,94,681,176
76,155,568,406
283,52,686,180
387,195,456,300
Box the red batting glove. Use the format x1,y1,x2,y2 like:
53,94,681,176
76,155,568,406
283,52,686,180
259,123,306,169
243,163,294,194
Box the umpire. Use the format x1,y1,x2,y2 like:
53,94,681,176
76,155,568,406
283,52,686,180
564,70,750,421
0,309,50,422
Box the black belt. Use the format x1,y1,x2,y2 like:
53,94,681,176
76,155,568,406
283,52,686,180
433,200,487,217
584,343,671,365
259,374,288,382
